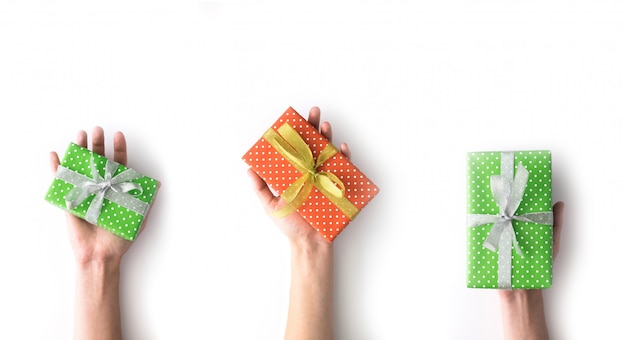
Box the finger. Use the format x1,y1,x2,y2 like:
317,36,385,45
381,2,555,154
320,121,333,143
50,151,60,173
76,130,88,148
248,168,278,212
340,142,351,160
92,126,105,156
552,201,565,259
113,131,128,166
308,106,321,130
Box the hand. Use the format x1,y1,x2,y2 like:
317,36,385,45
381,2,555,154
248,106,351,248
49,127,135,265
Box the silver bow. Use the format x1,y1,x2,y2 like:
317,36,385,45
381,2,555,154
467,152,553,289
55,157,149,224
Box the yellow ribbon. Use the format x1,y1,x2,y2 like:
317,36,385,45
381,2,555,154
263,122,360,220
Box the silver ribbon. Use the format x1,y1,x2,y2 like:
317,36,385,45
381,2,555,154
467,152,553,289
55,157,149,224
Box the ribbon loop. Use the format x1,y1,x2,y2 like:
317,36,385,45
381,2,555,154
263,123,359,219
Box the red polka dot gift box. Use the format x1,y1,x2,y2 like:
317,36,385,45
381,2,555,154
243,107,379,243
466,151,554,289
45,143,159,241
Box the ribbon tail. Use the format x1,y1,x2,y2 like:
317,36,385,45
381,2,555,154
85,191,106,224
281,176,309,202
270,177,313,218
483,221,506,252
65,186,88,210
65,182,98,210
498,226,514,289
505,220,524,257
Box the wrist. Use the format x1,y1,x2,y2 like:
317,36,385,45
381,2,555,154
289,232,334,276
73,252,123,340
289,231,333,255
498,289,544,304
76,257,122,280
498,289,548,340
285,228,335,340
74,246,125,268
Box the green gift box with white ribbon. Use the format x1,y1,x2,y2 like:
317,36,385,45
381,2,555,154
466,151,554,289
45,143,159,241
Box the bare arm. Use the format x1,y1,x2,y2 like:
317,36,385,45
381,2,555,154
285,229,334,340
248,106,349,340
73,258,124,340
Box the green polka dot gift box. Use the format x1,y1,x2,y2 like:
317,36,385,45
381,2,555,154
466,151,554,289
45,143,159,241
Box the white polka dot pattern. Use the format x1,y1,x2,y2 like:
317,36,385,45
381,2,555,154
466,151,553,289
243,107,379,242
44,142,159,241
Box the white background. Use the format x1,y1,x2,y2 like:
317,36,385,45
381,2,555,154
1,1,625,339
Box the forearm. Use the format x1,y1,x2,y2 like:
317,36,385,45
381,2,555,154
74,259,123,340
499,290,549,340
285,238,334,340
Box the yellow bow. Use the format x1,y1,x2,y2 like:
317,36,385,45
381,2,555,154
263,123,359,219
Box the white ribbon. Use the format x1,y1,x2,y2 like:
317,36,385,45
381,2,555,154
55,157,149,225
467,152,553,289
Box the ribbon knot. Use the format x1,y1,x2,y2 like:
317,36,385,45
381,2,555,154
467,152,554,289
99,181,111,191
56,156,147,225
97,175,113,191
263,122,358,219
